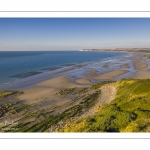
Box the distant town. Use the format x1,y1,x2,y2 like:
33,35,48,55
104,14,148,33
80,48,150,53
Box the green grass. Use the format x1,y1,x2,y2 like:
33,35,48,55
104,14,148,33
3,79,150,132
61,79,150,132
123,119,150,132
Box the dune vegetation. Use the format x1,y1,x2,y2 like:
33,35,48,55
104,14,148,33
1,79,150,132
60,79,150,132
0,91,23,98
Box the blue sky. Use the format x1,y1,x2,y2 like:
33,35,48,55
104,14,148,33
0,18,150,50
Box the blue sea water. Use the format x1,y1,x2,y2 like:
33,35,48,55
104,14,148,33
0,51,128,90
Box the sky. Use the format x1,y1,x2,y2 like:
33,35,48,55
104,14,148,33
0,18,150,51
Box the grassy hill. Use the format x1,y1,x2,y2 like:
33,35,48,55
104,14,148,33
60,79,150,132
1,79,150,132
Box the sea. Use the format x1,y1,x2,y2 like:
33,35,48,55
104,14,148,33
0,51,129,90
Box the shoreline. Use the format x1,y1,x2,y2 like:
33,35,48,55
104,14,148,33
1,51,150,132
1,51,150,92
0,51,128,91
13,52,150,106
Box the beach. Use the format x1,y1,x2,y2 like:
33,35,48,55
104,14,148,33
1,51,150,132
14,52,150,115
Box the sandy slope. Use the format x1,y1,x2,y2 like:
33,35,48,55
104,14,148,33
49,83,116,132
78,83,116,119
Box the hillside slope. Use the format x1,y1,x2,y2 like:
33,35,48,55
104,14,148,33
60,79,150,132
1,79,150,132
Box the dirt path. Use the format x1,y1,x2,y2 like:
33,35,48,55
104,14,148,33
49,83,116,132
78,83,116,119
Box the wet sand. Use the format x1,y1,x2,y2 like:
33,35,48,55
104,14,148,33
120,64,130,69
17,52,150,106
133,59,148,70
130,53,150,78
129,53,148,70
74,77,92,85
86,70,129,80
17,76,83,105
103,63,109,68
17,69,130,106
132,70,150,79
12,52,150,115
